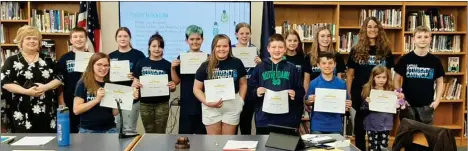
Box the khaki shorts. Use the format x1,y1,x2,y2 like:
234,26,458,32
202,93,244,125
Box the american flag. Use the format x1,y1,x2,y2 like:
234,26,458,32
77,1,101,52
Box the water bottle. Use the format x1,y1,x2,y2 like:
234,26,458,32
57,105,70,146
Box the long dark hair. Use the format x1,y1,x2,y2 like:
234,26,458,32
147,32,164,56
353,17,391,62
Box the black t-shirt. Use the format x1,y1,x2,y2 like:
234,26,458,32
347,46,394,107
195,57,247,94
285,54,306,80
108,49,146,86
394,51,445,107
74,80,115,130
175,53,209,115
304,52,346,82
133,58,172,104
56,51,83,109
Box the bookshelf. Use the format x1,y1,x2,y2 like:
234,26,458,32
1,1,83,61
274,1,467,147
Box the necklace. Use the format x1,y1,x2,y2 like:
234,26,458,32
22,52,39,64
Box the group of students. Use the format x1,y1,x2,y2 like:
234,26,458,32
0,16,445,151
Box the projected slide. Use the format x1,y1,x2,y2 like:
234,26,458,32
119,2,251,61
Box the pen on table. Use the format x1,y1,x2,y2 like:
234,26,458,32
6,138,15,144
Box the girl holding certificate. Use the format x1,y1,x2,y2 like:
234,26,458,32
73,53,139,133
360,65,402,151
248,34,305,134
193,34,247,135
346,17,394,150
171,25,208,134
232,22,261,135
132,32,176,133
109,27,146,134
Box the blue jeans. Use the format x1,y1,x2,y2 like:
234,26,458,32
79,127,118,133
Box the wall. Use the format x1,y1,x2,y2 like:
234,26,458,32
100,2,263,54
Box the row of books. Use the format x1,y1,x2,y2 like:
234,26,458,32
31,9,78,34
276,21,336,41
442,78,462,100
1,24,4,43
406,8,456,32
359,9,402,27
338,32,358,53
404,35,461,53
0,2,24,20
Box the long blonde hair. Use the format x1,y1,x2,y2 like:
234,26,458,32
361,65,394,98
309,27,336,66
353,17,391,63
81,53,110,95
207,34,233,79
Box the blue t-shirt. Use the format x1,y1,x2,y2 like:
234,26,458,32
56,51,83,108
108,49,146,86
133,58,172,104
175,53,209,115
74,80,115,130
195,57,247,93
307,74,349,133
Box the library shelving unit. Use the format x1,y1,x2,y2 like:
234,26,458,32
1,1,81,61
274,1,467,147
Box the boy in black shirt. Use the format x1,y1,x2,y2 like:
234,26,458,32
394,26,445,124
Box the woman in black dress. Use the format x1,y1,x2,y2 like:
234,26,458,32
1,25,62,133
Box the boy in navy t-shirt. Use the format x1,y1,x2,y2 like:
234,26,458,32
305,52,352,134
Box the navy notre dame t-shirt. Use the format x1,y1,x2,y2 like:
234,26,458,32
108,49,146,86
74,80,115,130
133,58,172,104
195,57,247,94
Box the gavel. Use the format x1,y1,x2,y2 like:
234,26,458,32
175,136,190,149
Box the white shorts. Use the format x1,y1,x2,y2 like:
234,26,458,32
202,93,244,125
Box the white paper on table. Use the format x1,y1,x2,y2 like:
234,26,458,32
140,74,169,97
369,89,398,114
262,89,289,114
223,140,258,150
204,78,235,102
325,140,351,148
11,136,55,146
101,83,134,111
232,47,258,68
74,51,94,72
110,60,131,82
180,52,207,74
314,88,347,114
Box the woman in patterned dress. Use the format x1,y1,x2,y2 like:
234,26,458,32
1,25,62,133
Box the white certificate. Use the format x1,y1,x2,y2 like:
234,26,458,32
140,74,169,97
74,51,94,72
180,52,207,74
110,60,131,82
262,89,289,114
101,83,134,111
204,78,235,102
232,47,257,68
314,88,347,114
369,89,398,114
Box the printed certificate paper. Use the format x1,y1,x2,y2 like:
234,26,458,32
110,60,131,82
314,88,347,114
204,78,235,102
180,52,207,74
101,83,134,111
262,89,289,114
140,75,169,97
369,90,398,114
74,51,94,72
232,47,257,68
